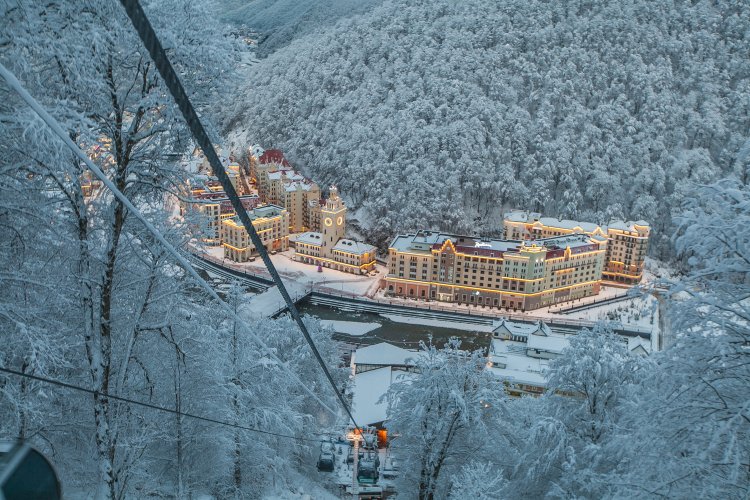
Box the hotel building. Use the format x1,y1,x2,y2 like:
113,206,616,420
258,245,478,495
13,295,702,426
293,187,377,275
221,204,289,262
248,147,322,234
503,211,650,285
384,231,607,311
182,184,259,245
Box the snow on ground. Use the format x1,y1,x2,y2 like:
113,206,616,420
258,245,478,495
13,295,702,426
565,294,659,329
380,314,493,333
319,320,381,336
260,468,338,500
196,247,385,296
533,285,630,316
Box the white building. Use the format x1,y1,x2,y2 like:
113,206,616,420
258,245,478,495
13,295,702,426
350,343,418,429
487,319,650,396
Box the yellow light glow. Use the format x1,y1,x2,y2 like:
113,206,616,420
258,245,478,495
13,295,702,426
384,276,602,297
294,252,376,269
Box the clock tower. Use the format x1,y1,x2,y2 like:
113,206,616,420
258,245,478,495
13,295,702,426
321,186,346,257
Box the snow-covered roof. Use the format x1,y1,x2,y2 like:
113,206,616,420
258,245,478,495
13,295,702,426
535,233,603,251
628,336,651,356
492,319,552,338
248,204,285,220
296,231,323,246
505,211,650,235
526,333,570,354
537,217,601,233
333,239,376,255
390,231,601,259
504,210,542,223
389,232,519,256
351,367,414,426
607,220,651,232
488,340,550,387
284,180,318,193
354,342,417,367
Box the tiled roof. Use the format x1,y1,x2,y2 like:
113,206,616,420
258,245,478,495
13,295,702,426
258,149,291,167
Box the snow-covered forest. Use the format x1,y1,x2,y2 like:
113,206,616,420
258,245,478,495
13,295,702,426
1,0,749,498
225,0,749,254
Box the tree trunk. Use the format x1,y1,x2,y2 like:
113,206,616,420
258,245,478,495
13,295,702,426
175,350,185,499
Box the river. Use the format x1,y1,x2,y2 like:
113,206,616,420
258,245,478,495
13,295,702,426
297,297,492,351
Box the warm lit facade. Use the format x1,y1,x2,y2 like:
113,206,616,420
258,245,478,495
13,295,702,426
293,187,376,275
221,205,289,262
248,147,322,233
182,183,259,245
280,179,321,233
384,231,607,311
503,211,650,285
250,149,291,203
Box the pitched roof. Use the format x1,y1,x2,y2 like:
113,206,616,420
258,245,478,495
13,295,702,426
352,367,415,426
354,342,417,366
333,239,376,255
295,231,324,245
258,149,291,167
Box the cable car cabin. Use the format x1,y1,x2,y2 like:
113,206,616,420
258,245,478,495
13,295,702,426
357,457,379,485
317,452,334,472
317,442,335,472
0,442,61,500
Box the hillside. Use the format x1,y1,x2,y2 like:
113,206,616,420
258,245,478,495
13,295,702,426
225,0,749,254
217,0,383,56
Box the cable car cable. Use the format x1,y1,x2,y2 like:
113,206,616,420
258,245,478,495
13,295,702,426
0,366,327,443
0,61,337,420
117,0,361,431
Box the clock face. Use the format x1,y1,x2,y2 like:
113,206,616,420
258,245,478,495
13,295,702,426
336,216,343,225
324,217,333,227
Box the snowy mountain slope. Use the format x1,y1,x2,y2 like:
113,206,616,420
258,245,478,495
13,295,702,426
217,0,383,56
224,0,750,254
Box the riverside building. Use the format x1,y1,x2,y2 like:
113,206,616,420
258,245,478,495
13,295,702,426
221,204,289,262
503,211,650,285
183,188,259,244
384,231,607,311
293,187,376,275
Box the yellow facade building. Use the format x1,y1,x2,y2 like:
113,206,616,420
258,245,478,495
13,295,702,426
293,187,376,275
182,182,259,245
384,231,607,311
222,204,289,262
503,211,649,284
248,146,322,234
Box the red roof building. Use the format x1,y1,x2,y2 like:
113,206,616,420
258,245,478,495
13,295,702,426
258,149,291,167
